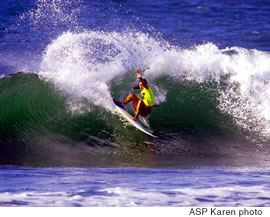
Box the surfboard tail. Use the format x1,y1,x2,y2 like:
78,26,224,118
113,98,125,110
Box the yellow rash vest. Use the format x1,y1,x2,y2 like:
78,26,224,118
140,86,154,106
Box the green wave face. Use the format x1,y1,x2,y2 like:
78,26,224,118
149,79,232,132
0,72,112,140
0,73,64,163
0,73,118,166
0,72,269,167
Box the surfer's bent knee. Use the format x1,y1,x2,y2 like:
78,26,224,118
130,93,136,98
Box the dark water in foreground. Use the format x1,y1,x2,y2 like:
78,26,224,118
0,0,270,206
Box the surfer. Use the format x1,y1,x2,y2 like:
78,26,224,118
123,70,155,121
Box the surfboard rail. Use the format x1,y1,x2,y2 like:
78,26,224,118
112,98,158,138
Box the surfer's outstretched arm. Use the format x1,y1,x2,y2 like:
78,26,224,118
136,71,149,89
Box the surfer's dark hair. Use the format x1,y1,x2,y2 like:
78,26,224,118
142,79,147,84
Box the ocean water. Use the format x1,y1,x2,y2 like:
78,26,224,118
0,166,270,207
0,0,270,207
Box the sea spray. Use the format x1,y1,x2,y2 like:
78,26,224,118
3,0,269,137
39,30,270,137
39,30,168,110
1,0,270,168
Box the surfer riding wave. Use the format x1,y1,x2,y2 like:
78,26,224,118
122,71,155,121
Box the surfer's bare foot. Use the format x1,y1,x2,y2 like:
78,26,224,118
133,117,138,121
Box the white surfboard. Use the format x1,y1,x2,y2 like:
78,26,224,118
113,98,158,138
